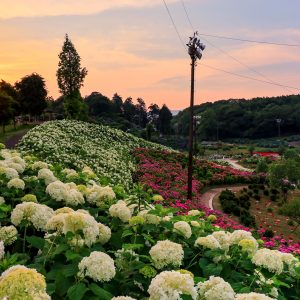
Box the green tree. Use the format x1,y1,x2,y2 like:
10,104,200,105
248,144,255,156
0,92,14,133
57,34,88,97
255,158,268,173
15,73,47,118
135,98,148,128
0,80,19,128
112,93,123,115
279,198,300,229
158,104,173,135
64,90,87,120
123,97,137,122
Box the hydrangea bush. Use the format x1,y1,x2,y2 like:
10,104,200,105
17,120,167,190
0,146,299,299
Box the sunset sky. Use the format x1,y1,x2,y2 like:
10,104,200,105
1,0,300,110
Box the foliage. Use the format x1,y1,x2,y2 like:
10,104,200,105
0,147,299,299
64,90,88,120
15,73,47,116
0,92,14,133
173,95,300,139
56,34,88,97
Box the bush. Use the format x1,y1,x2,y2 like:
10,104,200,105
263,190,269,196
264,229,275,238
270,195,277,202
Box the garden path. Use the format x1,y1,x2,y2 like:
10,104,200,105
217,158,252,172
201,185,247,210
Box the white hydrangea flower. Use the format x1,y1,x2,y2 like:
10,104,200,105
47,210,99,246
11,202,54,231
87,184,116,207
191,221,200,227
195,236,221,250
230,230,253,245
148,271,197,300
0,197,5,205
252,249,283,274
7,178,25,190
0,241,5,260
109,200,132,222
46,180,84,206
149,240,183,269
212,231,232,251
235,292,275,300
138,210,160,225
78,251,116,282
197,276,235,300
98,223,111,245
188,210,201,216
2,167,19,179
280,252,299,276
0,226,18,245
31,161,49,170
38,168,57,185
174,221,192,239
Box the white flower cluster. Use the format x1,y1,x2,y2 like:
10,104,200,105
98,223,111,245
252,249,283,274
46,180,84,206
149,240,183,269
46,210,100,246
197,276,235,300
86,184,116,207
173,221,192,239
38,168,57,185
195,230,258,253
11,202,54,231
235,293,275,300
31,161,49,170
0,225,18,245
115,248,139,270
109,200,132,222
18,120,168,189
7,178,25,190
148,271,197,300
0,149,26,176
78,251,116,282
0,241,5,260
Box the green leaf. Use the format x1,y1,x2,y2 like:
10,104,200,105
121,229,133,238
239,287,251,293
198,257,209,269
26,235,45,249
67,283,88,300
63,263,79,277
65,250,82,262
89,283,113,299
122,243,144,250
53,243,69,256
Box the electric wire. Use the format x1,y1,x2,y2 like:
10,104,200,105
180,0,294,93
196,33,300,48
199,63,300,91
162,0,300,91
161,0,187,51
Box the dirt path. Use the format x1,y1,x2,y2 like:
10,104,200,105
201,185,247,210
216,158,252,172
5,130,29,149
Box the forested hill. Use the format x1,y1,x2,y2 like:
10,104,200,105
172,94,300,140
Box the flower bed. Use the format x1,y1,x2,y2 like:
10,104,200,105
17,120,167,190
0,145,299,299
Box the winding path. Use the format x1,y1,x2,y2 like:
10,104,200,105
216,158,252,172
201,185,247,210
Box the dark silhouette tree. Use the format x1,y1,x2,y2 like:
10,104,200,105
0,80,19,128
123,97,137,122
84,92,112,116
158,104,173,134
112,93,123,115
57,34,88,97
15,73,47,118
0,92,14,133
148,103,160,130
135,98,148,128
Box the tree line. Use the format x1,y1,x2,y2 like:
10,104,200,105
173,95,300,140
0,34,173,138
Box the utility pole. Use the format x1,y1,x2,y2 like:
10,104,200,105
187,32,205,201
276,118,282,138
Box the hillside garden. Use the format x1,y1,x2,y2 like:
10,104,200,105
0,120,299,299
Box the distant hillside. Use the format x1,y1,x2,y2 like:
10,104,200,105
172,94,300,140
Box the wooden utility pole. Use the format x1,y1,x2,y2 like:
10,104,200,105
187,33,205,201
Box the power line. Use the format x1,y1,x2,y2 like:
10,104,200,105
180,0,294,93
161,0,187,51
200,63,300,91
197,32,300,48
